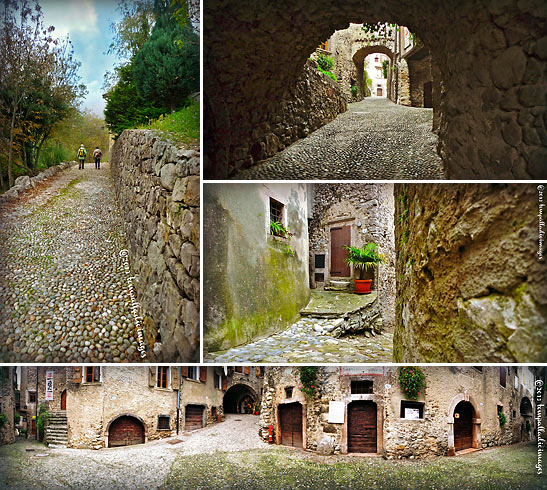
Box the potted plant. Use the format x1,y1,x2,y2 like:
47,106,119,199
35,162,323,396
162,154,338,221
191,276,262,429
344,243,386,294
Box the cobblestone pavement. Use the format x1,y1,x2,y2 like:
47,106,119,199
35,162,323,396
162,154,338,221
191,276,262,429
205,317,393,363
234,98,445,180
0,415,265,490
0,163,142,363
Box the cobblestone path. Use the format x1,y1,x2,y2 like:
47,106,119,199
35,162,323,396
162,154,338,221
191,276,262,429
234,98,445,180
205,317,393,363
0,163,142,363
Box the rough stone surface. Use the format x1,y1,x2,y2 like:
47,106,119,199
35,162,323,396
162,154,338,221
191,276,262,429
394,183,547,362
233,99,445,180
110,130,200,362
204,0,547,179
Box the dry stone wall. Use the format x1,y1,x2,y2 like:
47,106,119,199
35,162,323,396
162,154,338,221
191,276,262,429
0,368,15,445
110,130,200,362
204,0,547,179
394,184,547,362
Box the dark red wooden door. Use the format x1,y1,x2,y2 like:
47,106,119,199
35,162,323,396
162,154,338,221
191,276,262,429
185,405,204,431
330,226,350,277
348,401,377,453
108,416,144,447
60,390,66,410
279,403,303,448
454,402,474,451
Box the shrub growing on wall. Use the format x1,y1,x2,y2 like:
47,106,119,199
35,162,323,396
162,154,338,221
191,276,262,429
398,367,426,399
36,404,49,442
297,367,319,398
499,412,507,428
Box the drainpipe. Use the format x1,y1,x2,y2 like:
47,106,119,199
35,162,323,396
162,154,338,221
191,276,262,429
35,366,39,441
176,366,182,435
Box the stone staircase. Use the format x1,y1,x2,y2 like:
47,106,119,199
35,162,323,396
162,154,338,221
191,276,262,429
45,411,68,448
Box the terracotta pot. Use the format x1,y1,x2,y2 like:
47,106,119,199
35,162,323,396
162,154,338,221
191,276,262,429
354,279,372,294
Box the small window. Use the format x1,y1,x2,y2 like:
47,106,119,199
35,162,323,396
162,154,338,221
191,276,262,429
500,367,507,388
473,366,483,372
28,391,36,403
235,367,242,373
269,198,284,224
401,400,424,419
158,415,170,430
188,367,199,381
497,405,503,415
285,387,293,398
318,41,328,51
157,366,169,389
351,380,373,394
259,367,265,377
85,367,100,383
315,254,325,268
212,406,217,420
214,371,222,390
314,272,325,282
512,410,516,418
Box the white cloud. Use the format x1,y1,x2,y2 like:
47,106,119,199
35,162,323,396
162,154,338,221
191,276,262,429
42,0,99,38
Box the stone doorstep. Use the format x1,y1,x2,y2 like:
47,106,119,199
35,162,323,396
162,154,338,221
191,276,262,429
454,448,482,456
300,291,377,318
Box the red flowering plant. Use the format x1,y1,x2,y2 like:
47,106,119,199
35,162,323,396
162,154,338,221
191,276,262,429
398,367,426,400
296,367,319,398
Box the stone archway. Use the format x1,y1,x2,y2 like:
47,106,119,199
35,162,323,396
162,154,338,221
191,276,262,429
224,383,259,414
205,0,546,179
352,45,395,99
447,394,481,456
520,396,533,441
106,414,146,448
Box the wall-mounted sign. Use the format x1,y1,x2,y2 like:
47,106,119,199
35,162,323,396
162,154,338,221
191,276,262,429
404,27,412,49
404,408,420,420
45,370,54,401
328,401,345,424
340,366,384,376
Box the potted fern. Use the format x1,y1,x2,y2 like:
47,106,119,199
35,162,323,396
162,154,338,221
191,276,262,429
344,243,386,294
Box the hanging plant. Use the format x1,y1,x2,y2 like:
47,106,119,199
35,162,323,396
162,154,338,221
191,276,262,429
398,367,426,400
499,412,507,428
296,367,319,398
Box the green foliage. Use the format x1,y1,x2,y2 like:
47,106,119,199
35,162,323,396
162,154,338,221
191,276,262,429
398,367,426,400
36,403,49,442
317,67,338,82
270,221,289,238
382,59,389,79
282,245,295,256
350,85,358,97
104,63,166,138
0,413,7,427
363,66,372,94
316,54,334,71
14,413,21,425
499,411,507,428
344,243,386,280
138,100,199,142
133,8,199,112
19,427,27,436
361,22,399,38
297,367,319,398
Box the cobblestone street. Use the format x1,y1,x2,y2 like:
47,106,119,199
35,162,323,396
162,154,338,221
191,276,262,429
0,163,142,363
234,98,445,180
205,317,393,363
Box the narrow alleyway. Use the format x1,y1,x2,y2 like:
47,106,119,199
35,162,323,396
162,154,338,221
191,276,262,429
234,98,445,180
0,163,142,362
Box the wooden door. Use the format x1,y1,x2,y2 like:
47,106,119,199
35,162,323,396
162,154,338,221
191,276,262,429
279,403,303,448
185,405,204,431
108,416,144,447
60,390,66,410
454,402,474,451
377,87,383,96
330,226,350,277
348,401,377,453
31,419,36,436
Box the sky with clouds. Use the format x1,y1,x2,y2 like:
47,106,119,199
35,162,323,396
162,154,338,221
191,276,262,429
41,0,123,117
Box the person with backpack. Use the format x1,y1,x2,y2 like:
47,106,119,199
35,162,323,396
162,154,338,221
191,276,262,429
77,144,87,169
93,146,102,169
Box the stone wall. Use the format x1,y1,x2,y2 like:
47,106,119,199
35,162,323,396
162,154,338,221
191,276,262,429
203,183,310,354
205,59,347,178
259,366,535,458
408,55,431,107
204,0,547,179
308,184,396,331
394,184,547,362
0,367,15,445
110,130,200,362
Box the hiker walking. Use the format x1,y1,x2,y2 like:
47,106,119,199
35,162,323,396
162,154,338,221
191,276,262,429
93,146,102,169
77,144,87,169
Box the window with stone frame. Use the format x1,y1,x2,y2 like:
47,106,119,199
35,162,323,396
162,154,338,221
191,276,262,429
351,380,373,394
234,366,242,373
158,415,170,430
84,366,101,383
214,371,222,390
156,366,169,389
400,400,424,419
28,391,36,403
285,387,293,398
187,366,200,381
500,367,507,388
269,197,284,225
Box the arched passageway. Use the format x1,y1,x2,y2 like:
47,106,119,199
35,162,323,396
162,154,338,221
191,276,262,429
108,415,145,448
204,0,546,179
223,384,258,414
353,46,394,99
520,396,533,441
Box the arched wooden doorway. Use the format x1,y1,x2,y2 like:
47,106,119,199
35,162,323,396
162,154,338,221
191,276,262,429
279,402,303,448
108,416,145,447
60,390,67,410
348,401,377,453
453,401,474,452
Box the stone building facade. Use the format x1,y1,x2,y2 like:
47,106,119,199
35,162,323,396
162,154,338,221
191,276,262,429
0,367,16,445
258,366,537,458
17,366,263,450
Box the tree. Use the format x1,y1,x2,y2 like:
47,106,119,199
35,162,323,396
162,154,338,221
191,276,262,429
103,62,166,138
132,1,199,112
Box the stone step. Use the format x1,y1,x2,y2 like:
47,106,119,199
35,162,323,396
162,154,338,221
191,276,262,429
48,443,67,448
